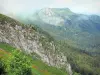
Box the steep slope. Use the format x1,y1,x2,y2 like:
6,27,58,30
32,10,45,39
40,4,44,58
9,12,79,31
0,14,72,75
16,8,100,54
0,43,68,75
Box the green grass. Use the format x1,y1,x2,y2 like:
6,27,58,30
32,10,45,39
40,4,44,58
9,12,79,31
0,43,16,52
31,59,67,75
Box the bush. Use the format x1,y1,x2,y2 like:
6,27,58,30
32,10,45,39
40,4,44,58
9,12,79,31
2,50,32,75
0,59,6,75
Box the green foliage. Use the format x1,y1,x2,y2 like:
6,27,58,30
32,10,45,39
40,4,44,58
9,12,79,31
2,50,32,75
0,59,6,75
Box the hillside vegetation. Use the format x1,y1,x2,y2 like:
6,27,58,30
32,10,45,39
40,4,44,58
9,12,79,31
55,41,100,75
0,43,68,75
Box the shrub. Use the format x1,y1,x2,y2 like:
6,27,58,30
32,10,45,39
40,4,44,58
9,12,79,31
2,50,32,75
0,59,6,75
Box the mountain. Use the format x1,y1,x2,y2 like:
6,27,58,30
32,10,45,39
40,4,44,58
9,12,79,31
32,8,74,26
0,13,72,75
16,8,100,54
0,9,100,75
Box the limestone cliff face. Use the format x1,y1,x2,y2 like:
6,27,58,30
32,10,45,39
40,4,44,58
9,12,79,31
0,14,72,75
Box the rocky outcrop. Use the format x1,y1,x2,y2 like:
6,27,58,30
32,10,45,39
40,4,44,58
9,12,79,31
0,14,72,75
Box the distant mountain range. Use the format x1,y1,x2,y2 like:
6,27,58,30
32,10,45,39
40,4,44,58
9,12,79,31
15,8,100,53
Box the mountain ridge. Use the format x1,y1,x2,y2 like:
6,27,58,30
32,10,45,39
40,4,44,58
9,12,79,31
15,8,100,54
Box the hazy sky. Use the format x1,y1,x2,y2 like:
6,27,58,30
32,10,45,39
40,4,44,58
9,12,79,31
0,0,100,15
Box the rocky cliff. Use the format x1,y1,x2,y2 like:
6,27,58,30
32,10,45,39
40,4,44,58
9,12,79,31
0,14,72,75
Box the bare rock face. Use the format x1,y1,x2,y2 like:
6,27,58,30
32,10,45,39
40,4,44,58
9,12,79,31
38,8,65,26
0,14,72,75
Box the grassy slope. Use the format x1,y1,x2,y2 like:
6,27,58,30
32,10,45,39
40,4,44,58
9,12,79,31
0,43,67,75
